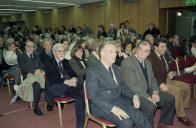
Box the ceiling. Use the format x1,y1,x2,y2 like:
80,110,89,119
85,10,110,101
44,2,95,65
0,0,104,16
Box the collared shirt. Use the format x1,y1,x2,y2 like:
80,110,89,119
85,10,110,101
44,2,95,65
102,62,118,85
79,60,86,69
26,52,33,58
155,50,169,71
135,54,145,68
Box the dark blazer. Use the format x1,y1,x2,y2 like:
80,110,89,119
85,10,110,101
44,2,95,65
121,55,159,99
44,58,76,87
69,57,88,78
108,28,117,40
39,48,53,65
148,51,171,86
18,51,43,78
86,62,136,115
87,53,99,67
97,31,107,38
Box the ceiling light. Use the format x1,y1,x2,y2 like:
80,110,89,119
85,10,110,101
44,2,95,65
0,12,22,14
0,9,36,12
15,0,77,5
0,5,53,9
177,12,182,16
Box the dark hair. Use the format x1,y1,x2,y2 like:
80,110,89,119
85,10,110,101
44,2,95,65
119,22,125,29
98,25,105,30
154,38,168,47
76,39,85,46
61,38,69,44
70,44,85,59
123,41,135,50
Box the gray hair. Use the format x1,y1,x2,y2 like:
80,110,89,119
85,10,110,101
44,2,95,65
4,38,15,50
43,38,53,45
145,34,153,41
52,43,64,54
136,40,151,49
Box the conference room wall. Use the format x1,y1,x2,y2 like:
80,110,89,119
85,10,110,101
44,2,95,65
2,0,188,34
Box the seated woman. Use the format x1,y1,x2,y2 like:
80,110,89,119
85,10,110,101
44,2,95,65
3,38,21,85
69,44,88,79
114,39,128,67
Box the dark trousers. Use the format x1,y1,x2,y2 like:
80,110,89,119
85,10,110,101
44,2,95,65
140,91,175,126
92,97,152,128
45,83,85,128
32,82,42,108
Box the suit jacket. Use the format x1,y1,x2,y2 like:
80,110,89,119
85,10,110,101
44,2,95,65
87,53,99,67
108,28,117,40
39,48,53,65
148,51,171,86
86,62,136,115
44,57,77,87
18,51,43,78
121,55,159,99
69,57,88,78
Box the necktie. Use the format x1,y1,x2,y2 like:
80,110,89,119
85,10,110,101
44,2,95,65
30,54,35,64
160,55,169,71
108,67,113,78
58,61,65,77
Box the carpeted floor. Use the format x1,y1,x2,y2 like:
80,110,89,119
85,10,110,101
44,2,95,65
0,86,195,128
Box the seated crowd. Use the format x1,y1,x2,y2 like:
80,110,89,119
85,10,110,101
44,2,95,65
0,21,195,128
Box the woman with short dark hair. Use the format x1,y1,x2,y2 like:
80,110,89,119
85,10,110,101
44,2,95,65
69,44,88,79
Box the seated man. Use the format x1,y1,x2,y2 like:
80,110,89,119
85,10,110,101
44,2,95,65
17,41,45,116
86,42,151,128
148,38,194,126
121,40,175,128
44,43,85,128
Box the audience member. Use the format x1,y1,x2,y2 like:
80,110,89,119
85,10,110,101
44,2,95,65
69,44,88,79
17,41,45,116
86,42,151,128
44,43,85,128
121,40,175,127
148,38,194,126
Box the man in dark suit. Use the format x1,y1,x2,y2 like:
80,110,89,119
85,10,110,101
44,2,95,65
108,23,117,40
148,38,193,126
18,41,44,116
44,43,85,128
39,38,53,65
121,40,175,128
86,42,151,128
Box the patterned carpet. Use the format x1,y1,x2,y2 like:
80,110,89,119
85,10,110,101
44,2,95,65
0,86,195,128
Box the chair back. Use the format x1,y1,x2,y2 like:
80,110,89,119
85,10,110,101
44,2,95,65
83,82,90,115
184,55,196,67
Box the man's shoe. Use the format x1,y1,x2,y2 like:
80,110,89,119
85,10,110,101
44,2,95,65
34,108,44,116
47,105,53,111
178,117,194,126
157,123,167,128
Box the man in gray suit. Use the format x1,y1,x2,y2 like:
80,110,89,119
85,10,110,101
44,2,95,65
86,42,151,128
121,40,175,128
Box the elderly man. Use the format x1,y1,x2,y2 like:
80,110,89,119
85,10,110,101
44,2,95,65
86,42,151,128
18,41,45,116
121,40,175,128
44,43,85,128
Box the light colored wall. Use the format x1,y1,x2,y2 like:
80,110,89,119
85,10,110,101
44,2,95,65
1,0,191,34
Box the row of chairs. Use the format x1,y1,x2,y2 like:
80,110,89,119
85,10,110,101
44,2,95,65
3,55,195,128
3,75,116,128
169,55,196,99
